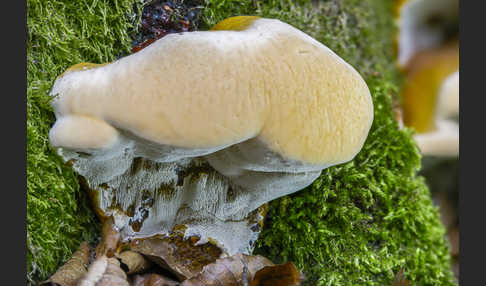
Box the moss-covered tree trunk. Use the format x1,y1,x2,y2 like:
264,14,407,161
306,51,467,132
27,0,456,285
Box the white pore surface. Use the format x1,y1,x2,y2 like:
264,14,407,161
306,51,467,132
50,18,373,255
398,0,458,67
57,135,300,255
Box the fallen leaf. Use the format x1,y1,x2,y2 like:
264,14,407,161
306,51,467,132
130,232,221,280
180,253,275,286
117,250,153,275
78,256,129,286
391,268,411,286
132,273,180,286
40,242,91,286
95,217,121,258
250,262,302,286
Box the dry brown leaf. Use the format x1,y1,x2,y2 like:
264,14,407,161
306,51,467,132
117,250,153,275
130,233,221,280
77,256,129,286
40,242,91,286
250,262,302,286
95,217,121,258
180,253,274,286
132,273,180,286
391,268,411,286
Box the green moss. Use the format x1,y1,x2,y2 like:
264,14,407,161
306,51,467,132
199,0,456,285
26,0,142,283
27,0,455,285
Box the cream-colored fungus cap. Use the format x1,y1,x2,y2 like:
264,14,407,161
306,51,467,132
50,16,373,171
49,16,373,255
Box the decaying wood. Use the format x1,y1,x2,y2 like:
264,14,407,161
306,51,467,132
180,253,276,286
95,217,121,258
77,256,129,286
129,233,221,280
250,262,302,286
117,250,153,275
132,273,180,286
40,242,91,286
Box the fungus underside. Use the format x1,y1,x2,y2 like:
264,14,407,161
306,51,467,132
27,0,456,285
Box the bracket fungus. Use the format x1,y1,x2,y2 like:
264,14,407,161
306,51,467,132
49,16,373,264
395,0,459,157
